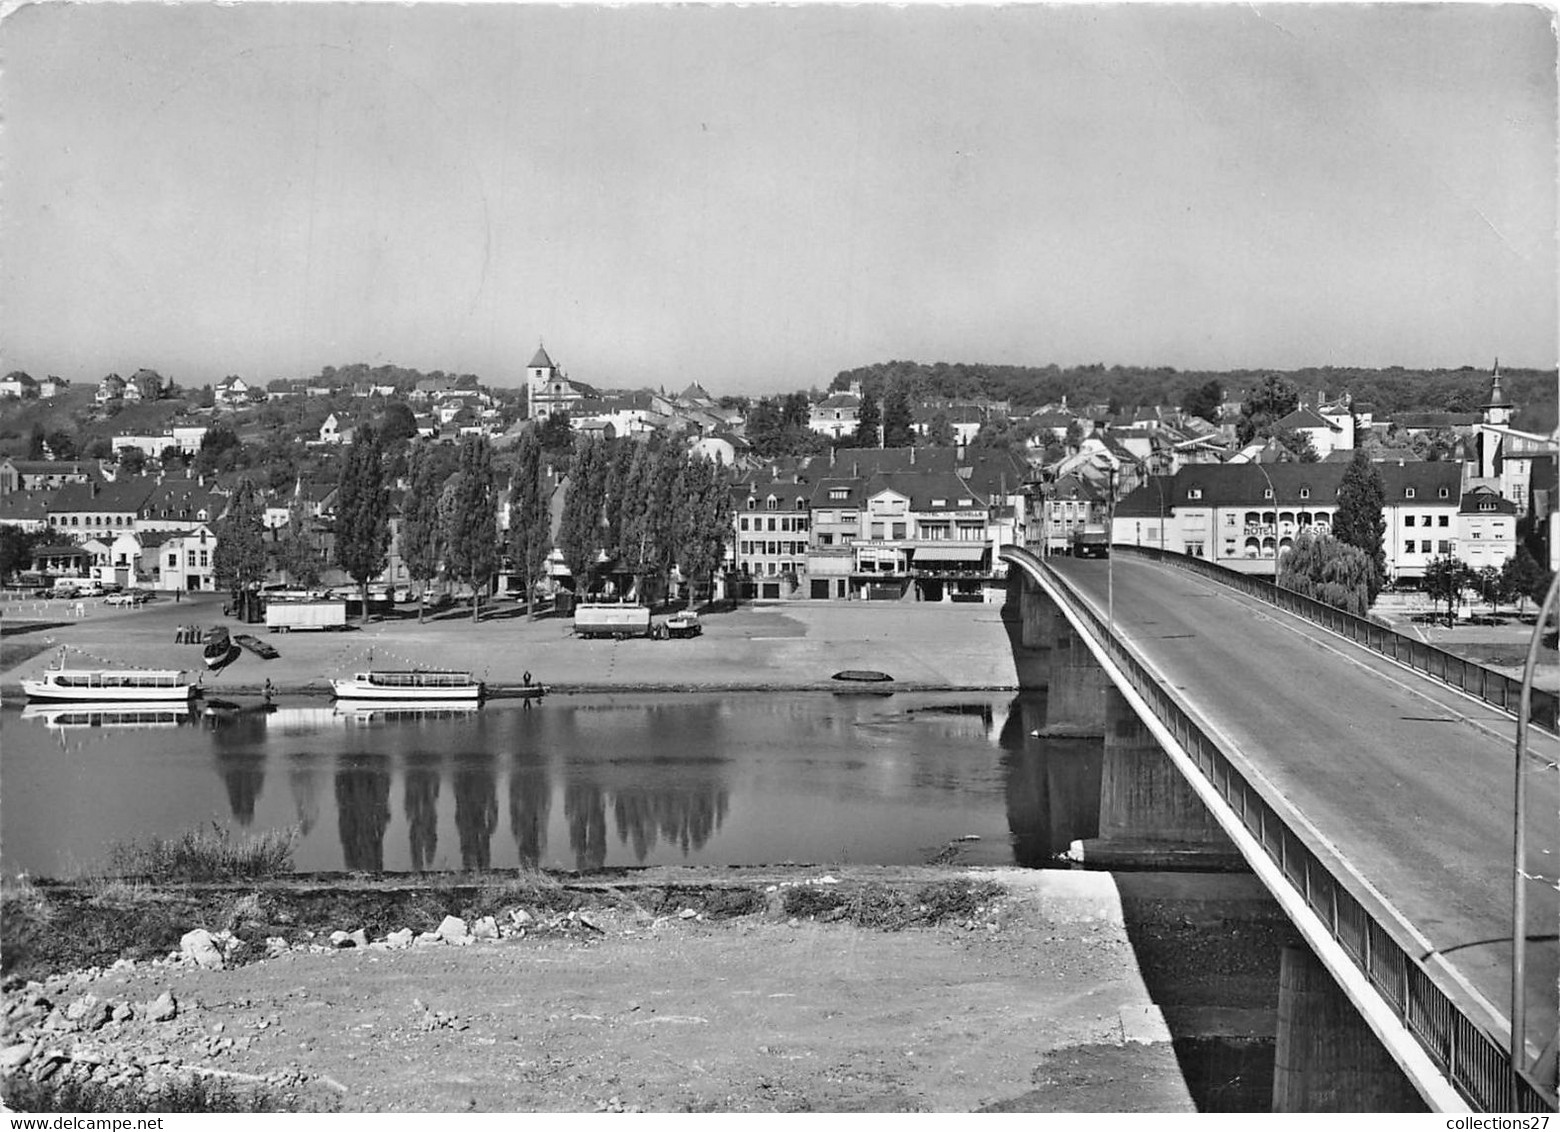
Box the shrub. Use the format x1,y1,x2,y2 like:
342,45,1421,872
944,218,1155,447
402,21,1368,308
102,823,298,883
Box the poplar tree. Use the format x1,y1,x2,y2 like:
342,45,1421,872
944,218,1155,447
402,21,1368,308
442,434,498,623
335,425,391,621
402,443,446,622
213,479,267,621
558,434,611,594
1333,450,1387,603
506,427,552,618
881,384,915,448
854,393,881,448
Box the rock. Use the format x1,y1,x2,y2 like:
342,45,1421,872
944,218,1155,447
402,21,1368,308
678,908,698,920
435,915,469,943
0,1042,34,1073
415,931,443,946
111,1003,133,1023
329,931,358,949
817,875,839,885
180,929,224,970
385,929,414,948
146,991,178,1023
471,916,499,940
509,908,534,927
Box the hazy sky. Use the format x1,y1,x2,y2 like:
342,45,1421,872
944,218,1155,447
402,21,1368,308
2,2,1555,394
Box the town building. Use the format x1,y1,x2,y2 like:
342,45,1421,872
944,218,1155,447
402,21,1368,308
525,344,589,420
807,392,861,440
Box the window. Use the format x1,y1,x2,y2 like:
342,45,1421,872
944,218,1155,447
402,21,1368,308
167,553,176,567
1438,540,1452,554
1419,540,1430,553
766,496,777,511
747,499,756,510
1299,488,1311,499
1404,488,1415,499
1422,515,1430,526
199,551,209,567
1439,516,1449,527
796,498,806,511
1187,488,1202,500
820,533,834,546
829,488,848,501
1439,487,1450,498
1263,488,1273,499
958,499,973,507
931,499,946,507
1404,515,1415,527
767,518,776,532
740,517,748,531
1405,540,1415,555
1244,511,1260,525
1225,514,1236,526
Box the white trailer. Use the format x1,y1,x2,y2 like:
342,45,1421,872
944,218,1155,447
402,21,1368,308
573,603,652,639
265,599,348,632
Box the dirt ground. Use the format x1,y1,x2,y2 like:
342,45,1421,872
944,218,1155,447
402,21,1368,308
0,868,1261,1113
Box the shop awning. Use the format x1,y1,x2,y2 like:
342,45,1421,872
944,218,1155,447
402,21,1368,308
912,546,986,563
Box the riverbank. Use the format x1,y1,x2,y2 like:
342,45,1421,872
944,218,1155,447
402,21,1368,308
1,866,1292,1113
0,593,1022,701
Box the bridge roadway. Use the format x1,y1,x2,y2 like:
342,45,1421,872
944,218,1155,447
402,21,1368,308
1045,554,1558,1065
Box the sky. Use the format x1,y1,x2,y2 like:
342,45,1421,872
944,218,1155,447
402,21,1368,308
1,2,1556,395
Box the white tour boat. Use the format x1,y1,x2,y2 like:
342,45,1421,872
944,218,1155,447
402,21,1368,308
330,669,485,702
21,665,198,703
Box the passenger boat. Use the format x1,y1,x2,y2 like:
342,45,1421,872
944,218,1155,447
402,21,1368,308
20,702,196,728
330,669,485,702
21,665,198,703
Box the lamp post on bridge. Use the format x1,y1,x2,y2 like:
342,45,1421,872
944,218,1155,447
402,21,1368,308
1253,461,1284,589
1106,463,1117,633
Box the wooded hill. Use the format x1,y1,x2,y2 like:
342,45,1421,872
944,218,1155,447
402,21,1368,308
828,362,1557,433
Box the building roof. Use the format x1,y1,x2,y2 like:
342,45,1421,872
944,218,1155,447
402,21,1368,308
1166,460,1462,510
813,393,861,411
1458,487,1517,515
528,344,554,370
1390,412,1480,430
864,470,987,512
1272,407,1339,432
47,479,160,514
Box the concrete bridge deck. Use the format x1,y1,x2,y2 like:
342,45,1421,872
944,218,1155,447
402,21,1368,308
1039,554,1557,1101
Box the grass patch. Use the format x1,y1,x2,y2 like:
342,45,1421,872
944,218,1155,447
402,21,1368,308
101,823,298,883
780,878,1006,931
2,1070,336,1113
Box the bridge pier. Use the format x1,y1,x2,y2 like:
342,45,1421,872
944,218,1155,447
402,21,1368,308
1042,612,1107,736
1003,572,1051,690
1273,944,1426,1112
1072,687,1243,869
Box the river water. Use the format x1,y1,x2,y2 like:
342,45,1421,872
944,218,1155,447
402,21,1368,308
1,691,1105,877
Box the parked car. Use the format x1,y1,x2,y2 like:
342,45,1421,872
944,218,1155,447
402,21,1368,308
104,590,151,606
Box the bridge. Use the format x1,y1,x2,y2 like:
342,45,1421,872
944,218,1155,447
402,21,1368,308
1000,544,1558,1113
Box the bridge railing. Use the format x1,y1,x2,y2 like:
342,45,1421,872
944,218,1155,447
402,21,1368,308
1023,550,1553,1113
1113,544,1558,736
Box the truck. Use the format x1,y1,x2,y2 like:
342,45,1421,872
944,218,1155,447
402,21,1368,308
265,599,348,632
1070,522,1111,559
573,602,652,640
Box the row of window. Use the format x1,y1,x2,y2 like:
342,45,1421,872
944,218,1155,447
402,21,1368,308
1186,486,1453,502
738,516,811,533
167,551,210,568
1402,515,1451,528
1403,541,1455,555
739,541,807,557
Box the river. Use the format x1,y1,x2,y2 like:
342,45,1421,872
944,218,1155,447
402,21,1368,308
1,690,1105,877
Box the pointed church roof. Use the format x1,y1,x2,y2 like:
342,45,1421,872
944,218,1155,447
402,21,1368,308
528,344,554,370
1484,362,1512,409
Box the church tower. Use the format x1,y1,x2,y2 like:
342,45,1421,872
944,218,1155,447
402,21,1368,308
526,343,556,419
1478,360,1514,479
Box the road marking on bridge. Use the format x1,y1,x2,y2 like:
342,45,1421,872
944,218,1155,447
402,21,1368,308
1211,583,1559,765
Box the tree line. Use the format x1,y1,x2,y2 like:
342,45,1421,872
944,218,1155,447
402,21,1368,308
214,424,733,623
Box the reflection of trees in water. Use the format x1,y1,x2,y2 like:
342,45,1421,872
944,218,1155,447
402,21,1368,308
404,752,440,872
611,787,729,862
564,782,607,872
210,716,270,827
454,762,498,871
998,694,1101,866
288,752,322,836
335,760,391,873
508,764,550,869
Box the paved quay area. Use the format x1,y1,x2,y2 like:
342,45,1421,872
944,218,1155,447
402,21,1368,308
1,592,1023,699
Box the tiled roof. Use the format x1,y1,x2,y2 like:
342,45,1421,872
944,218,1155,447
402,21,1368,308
1458,488,1517,515
528,345,554,369
1273,407,1339,431
47,479,159,513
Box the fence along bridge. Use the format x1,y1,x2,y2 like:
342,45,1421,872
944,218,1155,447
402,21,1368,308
999,543,1557,1113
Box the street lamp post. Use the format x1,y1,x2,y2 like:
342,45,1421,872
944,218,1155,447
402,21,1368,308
1254,462,1282,588
1107,464,1117,633
1511,569,1560,1086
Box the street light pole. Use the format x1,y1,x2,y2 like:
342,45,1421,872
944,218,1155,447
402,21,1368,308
1107,464,1116,633
1511,569,1559,1083
1254,461,1282,588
